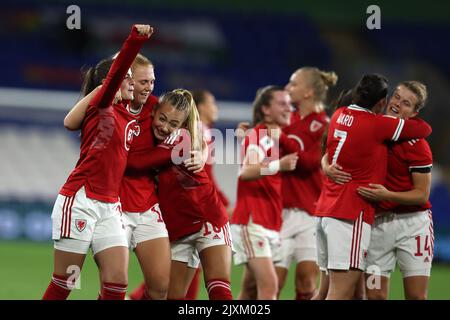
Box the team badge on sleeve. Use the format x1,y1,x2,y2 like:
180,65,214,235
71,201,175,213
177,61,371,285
75,219,87,232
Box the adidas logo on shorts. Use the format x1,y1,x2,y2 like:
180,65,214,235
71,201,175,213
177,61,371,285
213,234,221,240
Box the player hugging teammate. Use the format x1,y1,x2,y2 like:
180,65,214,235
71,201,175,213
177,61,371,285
42,24,435,301
316,75,433,300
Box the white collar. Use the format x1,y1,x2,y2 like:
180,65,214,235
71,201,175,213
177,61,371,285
127,104,143,115
347,104,373,113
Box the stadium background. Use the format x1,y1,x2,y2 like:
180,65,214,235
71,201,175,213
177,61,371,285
0,0,449,299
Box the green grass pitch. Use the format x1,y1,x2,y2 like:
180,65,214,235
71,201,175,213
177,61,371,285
1,240,449,300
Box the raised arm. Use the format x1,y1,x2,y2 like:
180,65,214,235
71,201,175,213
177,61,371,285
91,24,152,109
64,86,101,130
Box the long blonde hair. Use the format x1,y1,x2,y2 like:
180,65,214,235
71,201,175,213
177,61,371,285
158,89,202,151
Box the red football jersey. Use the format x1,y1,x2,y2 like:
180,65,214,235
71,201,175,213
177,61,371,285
231,123,284,231
379,138,433,212
126,128,229,241
60,27,148,203
120,95,159,212
202,123,230,208
281,111,328,215
315,104,432,224
290,108,301,125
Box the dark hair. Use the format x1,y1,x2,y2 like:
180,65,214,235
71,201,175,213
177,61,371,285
352,74,389,110
81,58,114,96
252,85,285,126
331,89,353,111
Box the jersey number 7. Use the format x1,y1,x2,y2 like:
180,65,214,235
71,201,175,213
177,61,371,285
332,129,347,165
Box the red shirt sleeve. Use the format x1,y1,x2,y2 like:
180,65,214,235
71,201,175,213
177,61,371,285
403,138,433,173
126,128,191,173
376,115,432,142
125,146,172,174
91,25,149,109
279,131,323,173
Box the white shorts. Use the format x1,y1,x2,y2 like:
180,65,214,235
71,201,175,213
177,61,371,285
52,187,128,255
275,208,318,269
366,210,434,278
171,222,233,269
231,221,281,266
122,203,169,250
316,214,371,271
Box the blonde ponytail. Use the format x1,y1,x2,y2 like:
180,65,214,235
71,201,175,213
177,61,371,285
183,91,202,152
297,67,338,103
320,71,338,87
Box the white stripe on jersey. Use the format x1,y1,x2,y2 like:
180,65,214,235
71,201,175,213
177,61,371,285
287,134,305,151
392,118,405,141
409,164,433,171
347,104,373,113
410,164,433,168
165,129,181,145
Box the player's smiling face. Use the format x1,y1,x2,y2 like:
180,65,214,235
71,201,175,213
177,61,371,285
263,90,291,127
152,102,187,141
132,65,155,106
386,85,418,119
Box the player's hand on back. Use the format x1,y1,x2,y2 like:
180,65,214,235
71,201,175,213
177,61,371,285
357,184,389,202
324,163,352,185
280,153,298,171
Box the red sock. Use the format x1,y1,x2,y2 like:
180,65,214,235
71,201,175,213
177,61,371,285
185,268,201,300
100,282,128,300
129,282,146,300
42,273,73,300
206,279,233,300
295,289,315,300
